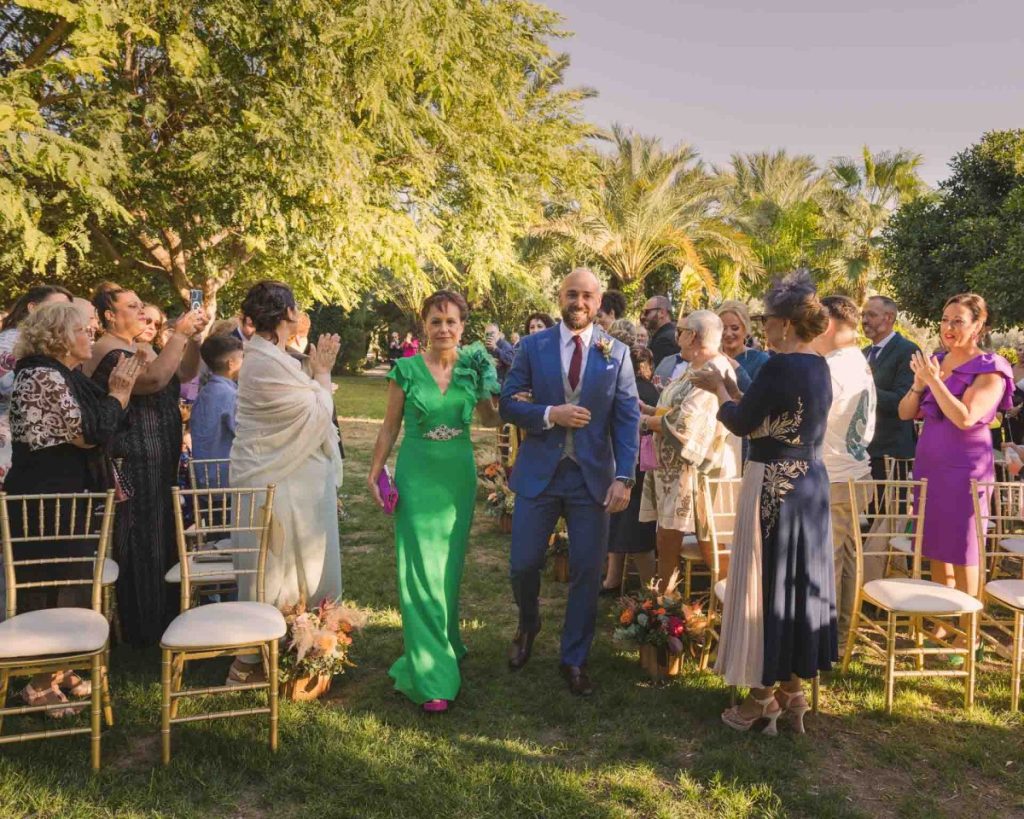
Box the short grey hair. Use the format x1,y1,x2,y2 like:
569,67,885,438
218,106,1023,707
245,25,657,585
682,309,723,350
867,295,898,316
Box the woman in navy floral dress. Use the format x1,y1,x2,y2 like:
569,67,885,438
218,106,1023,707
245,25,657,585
693,273,835,735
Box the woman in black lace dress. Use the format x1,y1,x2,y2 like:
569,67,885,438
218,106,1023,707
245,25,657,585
84,283,208,647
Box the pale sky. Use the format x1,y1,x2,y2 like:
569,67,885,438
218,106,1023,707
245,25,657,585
544,0,1024,184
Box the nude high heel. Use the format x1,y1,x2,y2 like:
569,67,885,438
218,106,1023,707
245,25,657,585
775,687,811,734
721,693,782,736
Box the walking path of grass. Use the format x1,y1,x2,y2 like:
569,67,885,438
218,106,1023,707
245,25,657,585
0,374,1021,817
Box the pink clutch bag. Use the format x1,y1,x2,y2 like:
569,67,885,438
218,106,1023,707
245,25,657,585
377,466,399,515
639,434,659,473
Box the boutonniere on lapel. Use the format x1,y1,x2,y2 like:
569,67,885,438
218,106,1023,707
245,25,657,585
595,337,614,362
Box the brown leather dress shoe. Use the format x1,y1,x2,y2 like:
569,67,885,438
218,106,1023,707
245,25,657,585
507,625,540,670
560,664,594,696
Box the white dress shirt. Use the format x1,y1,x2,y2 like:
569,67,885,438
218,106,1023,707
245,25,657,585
542,322,595,427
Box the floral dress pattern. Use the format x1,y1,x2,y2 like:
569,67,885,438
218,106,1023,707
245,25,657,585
639,355,739,532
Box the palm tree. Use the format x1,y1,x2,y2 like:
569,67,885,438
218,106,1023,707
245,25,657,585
530,125,759,308
717,150,829,292
818,146,926,304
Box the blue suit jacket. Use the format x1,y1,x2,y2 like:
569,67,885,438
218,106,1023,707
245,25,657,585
499,324,640,503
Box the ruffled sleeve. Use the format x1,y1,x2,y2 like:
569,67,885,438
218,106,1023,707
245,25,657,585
958,352,1016,413
454,341,500,401
386,357,428,424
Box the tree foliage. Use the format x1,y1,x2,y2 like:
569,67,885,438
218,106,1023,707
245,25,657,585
715,150,827,295
1,0,594,314
884,129,1024,329
531,124,759,309
818,146,926,304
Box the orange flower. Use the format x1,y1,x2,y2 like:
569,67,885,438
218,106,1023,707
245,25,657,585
641,600,654,611
654,608,666,616
619,610,634,625
339,621,353,634
315,631,338,654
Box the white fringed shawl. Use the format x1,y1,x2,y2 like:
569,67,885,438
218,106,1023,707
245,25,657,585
231,335,342,489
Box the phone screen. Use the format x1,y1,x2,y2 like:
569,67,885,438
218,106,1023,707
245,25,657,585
189,289,203,312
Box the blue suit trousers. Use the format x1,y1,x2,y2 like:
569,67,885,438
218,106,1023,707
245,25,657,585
510,459,609,667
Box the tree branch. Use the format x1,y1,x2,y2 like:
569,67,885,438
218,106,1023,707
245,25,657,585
22,20,74,70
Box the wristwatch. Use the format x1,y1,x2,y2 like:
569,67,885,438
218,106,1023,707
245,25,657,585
616,477,636,489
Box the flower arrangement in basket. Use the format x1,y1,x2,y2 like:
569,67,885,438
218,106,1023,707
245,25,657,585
613,570,708,679
548,518,569,582
478,460,516,529
278,598,367,701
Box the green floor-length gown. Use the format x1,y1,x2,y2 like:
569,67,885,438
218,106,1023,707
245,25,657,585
386,345,498,704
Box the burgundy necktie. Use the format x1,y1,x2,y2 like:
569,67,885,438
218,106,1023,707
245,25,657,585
568,335,583,391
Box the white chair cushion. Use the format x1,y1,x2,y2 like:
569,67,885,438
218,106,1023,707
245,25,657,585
985,579,1024,610
713,578,727,602
998,537,1024,555
680,533,701,560
164,557,236,585
161,601,286,649
863,578,983,614
889,536,913,553
102,557,119,585
0,608,109,658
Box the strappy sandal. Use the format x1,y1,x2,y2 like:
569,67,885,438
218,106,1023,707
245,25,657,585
21,683,80,719
58,671,92,698
775,687,811,734
721,693,782,736
225,659,266,687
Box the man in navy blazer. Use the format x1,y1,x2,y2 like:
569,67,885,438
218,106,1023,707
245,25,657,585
499,268,640,696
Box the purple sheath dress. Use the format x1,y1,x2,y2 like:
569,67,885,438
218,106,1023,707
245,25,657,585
914,352,1014,566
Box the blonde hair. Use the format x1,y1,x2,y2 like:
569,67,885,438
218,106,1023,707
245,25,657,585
716,300,752,336
608,318,638,347
14,302,81,360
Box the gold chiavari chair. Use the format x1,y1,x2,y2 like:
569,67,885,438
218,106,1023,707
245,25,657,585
161,485,284,765
971,480,1024,710
165,458,236,605
842,478,982,713
696,475,741,672
0,491,116,770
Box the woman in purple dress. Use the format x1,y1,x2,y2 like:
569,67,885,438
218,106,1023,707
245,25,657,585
899,294,1014,634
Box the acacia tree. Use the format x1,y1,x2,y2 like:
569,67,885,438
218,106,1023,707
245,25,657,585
531,124,758,309
1,0,594,313
884,130,1024,328
817,146,926,304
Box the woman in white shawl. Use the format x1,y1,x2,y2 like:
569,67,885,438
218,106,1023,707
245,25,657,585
227,281,342,685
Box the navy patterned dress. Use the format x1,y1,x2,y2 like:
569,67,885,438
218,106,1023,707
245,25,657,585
713,353,837,687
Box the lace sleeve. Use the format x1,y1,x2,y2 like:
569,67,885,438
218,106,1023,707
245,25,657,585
10,367,83,449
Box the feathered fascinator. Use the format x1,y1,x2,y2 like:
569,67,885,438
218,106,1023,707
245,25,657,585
765,268,817,316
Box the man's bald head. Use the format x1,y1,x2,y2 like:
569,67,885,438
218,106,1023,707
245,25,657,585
558,267,602,331
641,295,673,333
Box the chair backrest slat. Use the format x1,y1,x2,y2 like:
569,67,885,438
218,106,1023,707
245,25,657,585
0,491,116,618
971,480,1024,595
170,485,276,610
848,478,928,581
699,475,743,585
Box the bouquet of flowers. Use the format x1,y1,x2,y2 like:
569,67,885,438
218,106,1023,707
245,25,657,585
478,460,515,517
613,570,708,658
278,598,367,684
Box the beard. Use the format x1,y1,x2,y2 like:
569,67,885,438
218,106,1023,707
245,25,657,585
561,305,593,331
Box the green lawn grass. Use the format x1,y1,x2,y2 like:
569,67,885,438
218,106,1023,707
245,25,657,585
1,377,1023,817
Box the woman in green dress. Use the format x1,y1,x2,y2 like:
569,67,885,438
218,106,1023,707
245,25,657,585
368,291,501,713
